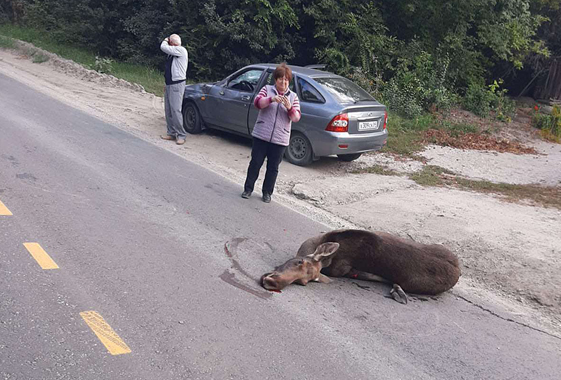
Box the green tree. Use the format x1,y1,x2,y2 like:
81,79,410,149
302,0,395,76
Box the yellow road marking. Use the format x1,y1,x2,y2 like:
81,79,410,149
0,200,12,215
80,311,131,355
23,243,59,269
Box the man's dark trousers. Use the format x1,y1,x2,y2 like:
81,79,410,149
244,137,286,195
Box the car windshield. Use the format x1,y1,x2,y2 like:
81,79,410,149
314,77,374,104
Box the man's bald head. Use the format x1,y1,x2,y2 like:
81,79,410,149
169,34,182,46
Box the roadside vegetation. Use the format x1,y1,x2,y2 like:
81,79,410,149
533,105,561,143
421,165,561,210
353,163,561,210
354,163,561,210
0,0,559,185
0,34,14,48
0,24,166,96
1,1,559,111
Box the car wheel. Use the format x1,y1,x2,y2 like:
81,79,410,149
182,102,202,134
286,132,313,166
338,153,362,162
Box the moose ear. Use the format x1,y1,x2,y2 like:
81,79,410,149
312,242,339,262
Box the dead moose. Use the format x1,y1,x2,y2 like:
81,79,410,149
261,229,461,304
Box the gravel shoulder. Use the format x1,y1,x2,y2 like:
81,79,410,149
1,42,560,337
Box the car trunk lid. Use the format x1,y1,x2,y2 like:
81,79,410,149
343,104,387,135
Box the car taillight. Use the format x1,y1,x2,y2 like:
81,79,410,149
326,113,349,132
383,111,388,130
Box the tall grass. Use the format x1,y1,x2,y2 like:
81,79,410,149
382,113,434,155
0,24,165,96
382,112,480,156
0,34,15,48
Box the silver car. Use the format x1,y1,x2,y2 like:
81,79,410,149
182,64,388,166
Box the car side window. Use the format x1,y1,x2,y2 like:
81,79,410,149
265,71,295,92
297,78,324,103
227,69,264,92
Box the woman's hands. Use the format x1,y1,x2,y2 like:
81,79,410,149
272,95,291,110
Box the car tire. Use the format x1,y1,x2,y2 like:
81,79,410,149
286,132,313,166
338,153,362,162
182,102,202,134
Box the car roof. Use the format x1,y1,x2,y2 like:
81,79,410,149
250,63,341,80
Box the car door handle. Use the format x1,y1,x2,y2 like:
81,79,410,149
241,95,251,101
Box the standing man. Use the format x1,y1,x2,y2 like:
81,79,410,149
160,34,188,145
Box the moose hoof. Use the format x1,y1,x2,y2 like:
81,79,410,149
390,284,408,304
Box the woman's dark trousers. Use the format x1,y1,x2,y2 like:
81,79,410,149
244,137,286,195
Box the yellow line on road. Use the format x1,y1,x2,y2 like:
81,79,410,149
0,200,12,215
23,243,59,269
80,311,131,355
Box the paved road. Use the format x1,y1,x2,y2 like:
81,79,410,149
1,73,560,379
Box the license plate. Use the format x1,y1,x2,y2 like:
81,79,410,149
358,121,378,131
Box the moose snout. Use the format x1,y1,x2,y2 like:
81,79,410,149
260,272,272,286
261,272,287,291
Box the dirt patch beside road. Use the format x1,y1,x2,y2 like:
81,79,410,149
1,42,560,337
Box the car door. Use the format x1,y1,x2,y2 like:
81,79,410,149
205,68,265,135
248,70,296,135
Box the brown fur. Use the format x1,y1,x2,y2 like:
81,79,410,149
296,229,461,295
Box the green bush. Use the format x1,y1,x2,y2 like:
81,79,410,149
0,35,14,48
32,53,49,63
463,80,516,121
383,78,424,118
533,105,561,142
463,83,493,117
382,49,457,118
92,56,113,74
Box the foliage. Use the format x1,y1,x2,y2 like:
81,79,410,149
21,0,135,58
350,165,401,176
379,0,548,87
93,55,113,74
410,165,455,187
477,0,549,69
0,34,14,48
31,52,48,63
488,79,517,122
463,79,516,121
0,23,164,96
187,0,300,78
0,0,26,24
382,46,458,117
302,1,395,77
532,105,561,142
1,0,557,114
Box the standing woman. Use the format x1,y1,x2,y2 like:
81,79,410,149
242,63,301,203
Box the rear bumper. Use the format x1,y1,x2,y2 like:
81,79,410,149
312,129,388,157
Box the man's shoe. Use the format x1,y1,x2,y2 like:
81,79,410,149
176,138,186,145
262,193,271,203
241,191,252,199
160,135,175,141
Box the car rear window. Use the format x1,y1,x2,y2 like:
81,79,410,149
314,77,374,103
297,78,324,103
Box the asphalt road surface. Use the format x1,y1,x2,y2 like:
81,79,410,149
1,73,560,380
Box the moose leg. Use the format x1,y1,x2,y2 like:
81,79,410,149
346,269,390,284
390,284,408,304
